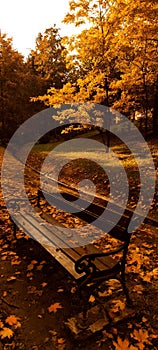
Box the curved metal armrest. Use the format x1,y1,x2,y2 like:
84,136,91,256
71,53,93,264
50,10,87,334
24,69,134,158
75,244,126,275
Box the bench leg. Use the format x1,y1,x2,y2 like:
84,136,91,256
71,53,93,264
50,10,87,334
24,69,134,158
118,275,132,306
37,190,40,207
13,222,17,239
10,217,17,239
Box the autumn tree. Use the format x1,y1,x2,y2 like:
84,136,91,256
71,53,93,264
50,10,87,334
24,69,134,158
0,32,44,144
30,25,68,89
33,0,158,133
109,0,158,133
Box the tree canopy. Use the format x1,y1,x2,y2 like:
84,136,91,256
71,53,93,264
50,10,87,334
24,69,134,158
33,0,158,133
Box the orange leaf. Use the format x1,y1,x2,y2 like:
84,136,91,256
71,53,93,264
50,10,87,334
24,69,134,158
58,338,65,344
27,263,34,271
48,302,63,313
112,299,125,313
113,336,129,350
0,327,14,339
31,260,38,265
11,260,21,266
26,260,38,271
5,315,21,327
131,329,151,346
7,276,16,282
113,336,138,350
0,321,4,329
36,265,43,271
89,295,95,303
41,282,47,288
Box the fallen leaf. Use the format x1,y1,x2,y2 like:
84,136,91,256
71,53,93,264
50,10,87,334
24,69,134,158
131,329,152,347
141,317,147,323
11,260,21,266
133,285,144,294
31,260,38,265
111,299,126,313
7,276,16,282
49,330,57,336
26,272,33,278
113,336,138,350
5,315,21,327
58,338,65,344
89,295,95,303
0,327,14,339
41,282,47,288
0,321,4,329
36,265,43,271
98,289,112,297
152,267,158,279
27,263,34,271
57,288,64,293
48,302,63,313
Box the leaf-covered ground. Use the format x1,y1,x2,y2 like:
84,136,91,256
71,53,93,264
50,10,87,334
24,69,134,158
0,136,158,350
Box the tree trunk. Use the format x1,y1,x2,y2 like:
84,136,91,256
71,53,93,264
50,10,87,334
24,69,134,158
152,75,158,134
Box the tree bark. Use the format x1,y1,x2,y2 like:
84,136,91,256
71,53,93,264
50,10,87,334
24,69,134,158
152,75,158,134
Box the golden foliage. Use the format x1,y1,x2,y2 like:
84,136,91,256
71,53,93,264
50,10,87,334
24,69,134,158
0,327,14,339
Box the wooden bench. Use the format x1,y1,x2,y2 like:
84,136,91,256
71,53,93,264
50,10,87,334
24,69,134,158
9,175,136,324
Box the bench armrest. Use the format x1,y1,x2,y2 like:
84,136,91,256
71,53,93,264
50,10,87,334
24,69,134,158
75,243,127,275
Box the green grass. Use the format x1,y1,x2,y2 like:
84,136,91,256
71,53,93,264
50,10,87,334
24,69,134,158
32,141,61,153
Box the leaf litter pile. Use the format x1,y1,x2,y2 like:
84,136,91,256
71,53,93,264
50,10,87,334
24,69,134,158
0,136,158,350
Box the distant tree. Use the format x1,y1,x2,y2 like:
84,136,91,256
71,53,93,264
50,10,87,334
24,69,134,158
0,32,44,144
30,25,68,89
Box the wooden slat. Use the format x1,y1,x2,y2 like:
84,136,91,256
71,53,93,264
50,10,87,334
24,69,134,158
39,189,131,241
14,212,84,279
74,245,116,270
14,210,117,279
38,210,120,270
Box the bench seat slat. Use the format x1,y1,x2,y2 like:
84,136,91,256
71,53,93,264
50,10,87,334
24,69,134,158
38,211,118,271
14,211,118,279
39,190,131,241
14,212,85,279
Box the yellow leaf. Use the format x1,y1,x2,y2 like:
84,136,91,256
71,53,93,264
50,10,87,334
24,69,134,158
0,327,14,339
48,302,63,313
